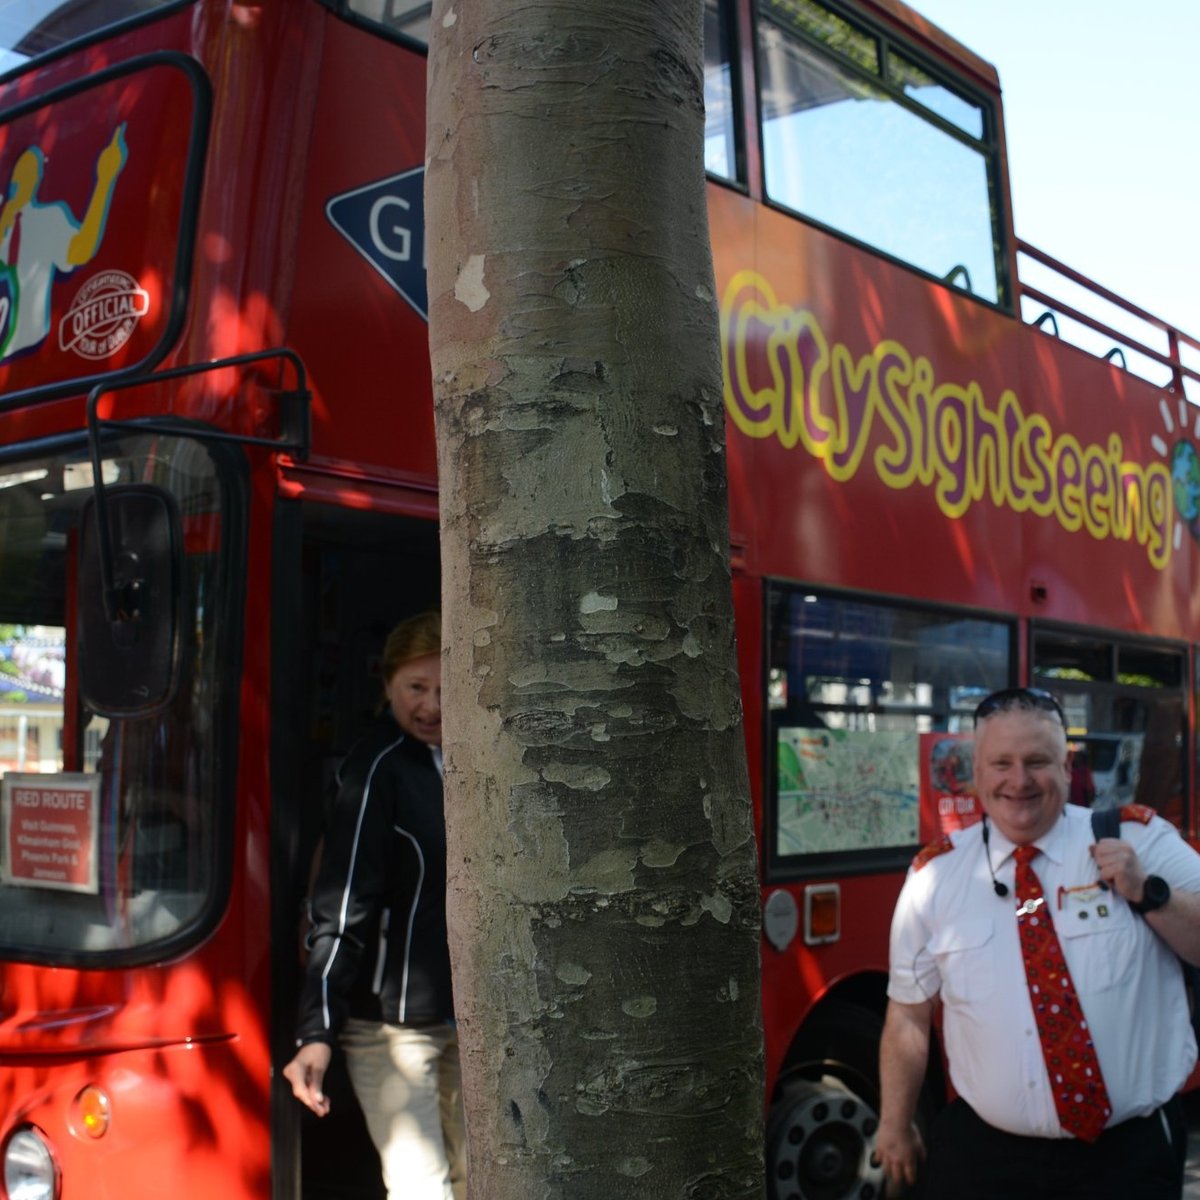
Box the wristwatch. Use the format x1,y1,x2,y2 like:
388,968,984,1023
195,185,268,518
1129,874,1171,915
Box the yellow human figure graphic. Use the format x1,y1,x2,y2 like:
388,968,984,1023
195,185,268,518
0,123,128,358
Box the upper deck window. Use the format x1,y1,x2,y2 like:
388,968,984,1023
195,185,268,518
0,0,176,72
888,49,982,139
340,0,430,45
775,0,878,73
336,0,743,184
757,0,1004,306
704,0,740,182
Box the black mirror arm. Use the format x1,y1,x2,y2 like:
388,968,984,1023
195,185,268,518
85,390,131,625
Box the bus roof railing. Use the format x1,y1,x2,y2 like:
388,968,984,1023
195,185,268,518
1017,239,1200,396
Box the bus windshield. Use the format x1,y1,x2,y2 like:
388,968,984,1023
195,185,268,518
0,431,237,963
0,0,176,73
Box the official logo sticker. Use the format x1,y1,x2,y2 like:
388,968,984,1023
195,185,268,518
59,270,149,360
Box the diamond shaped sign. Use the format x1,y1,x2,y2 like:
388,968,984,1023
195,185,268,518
325,166,427,321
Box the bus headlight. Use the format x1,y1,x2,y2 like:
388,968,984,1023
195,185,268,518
3,1126,59,1200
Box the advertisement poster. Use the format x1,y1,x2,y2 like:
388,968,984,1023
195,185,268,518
1,773,100,894
919,732,979,842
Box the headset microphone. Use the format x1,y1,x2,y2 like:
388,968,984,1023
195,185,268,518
981,816,1009,898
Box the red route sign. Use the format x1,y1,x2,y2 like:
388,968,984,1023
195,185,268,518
2,773,100,894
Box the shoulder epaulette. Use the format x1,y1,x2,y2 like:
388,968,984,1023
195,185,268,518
912,836,954,871
1117,804,1155,825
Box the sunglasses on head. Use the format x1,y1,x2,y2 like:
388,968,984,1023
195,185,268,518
973,687,1065,728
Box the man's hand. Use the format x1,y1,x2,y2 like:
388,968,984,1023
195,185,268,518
1090,835,1147,904
282,1041,333,1116
878,998,934,1195
875,1118,926,1193
1091,835,1200,964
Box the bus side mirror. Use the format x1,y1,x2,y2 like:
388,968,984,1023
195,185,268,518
78,485,182,716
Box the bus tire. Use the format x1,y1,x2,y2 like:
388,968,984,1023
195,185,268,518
766,1003,929,1200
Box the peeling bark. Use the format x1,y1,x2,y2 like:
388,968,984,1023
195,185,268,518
426,3,764,1196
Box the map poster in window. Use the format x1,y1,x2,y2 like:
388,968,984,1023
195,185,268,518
776,728,919,855
1,773,100,894
919,732,979,842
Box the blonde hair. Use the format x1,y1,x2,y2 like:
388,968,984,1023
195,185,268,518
381,610,441,684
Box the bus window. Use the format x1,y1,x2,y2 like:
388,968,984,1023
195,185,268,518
0,630,63,774
705,0,740,182
338,0,431,45
887,48,981,139
756,0,1003,305
0,0,179,72
1034,629,1188,827
339,0,741,187
765,585,1011,879
0,433,239,962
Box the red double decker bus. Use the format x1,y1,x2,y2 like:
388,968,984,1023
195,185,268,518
0,3,1195,1200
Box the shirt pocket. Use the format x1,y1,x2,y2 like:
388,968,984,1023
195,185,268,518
930,916,995,1003
1055,900,1137,993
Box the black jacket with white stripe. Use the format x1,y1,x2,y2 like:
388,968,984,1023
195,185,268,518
295,711,453,1045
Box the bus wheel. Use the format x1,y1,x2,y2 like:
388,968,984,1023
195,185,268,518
766,1075,884,1200
765,1006,896,1200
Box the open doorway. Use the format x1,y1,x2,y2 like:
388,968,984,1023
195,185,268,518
271,497,440,1200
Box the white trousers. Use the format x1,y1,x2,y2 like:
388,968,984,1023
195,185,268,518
341,1018,467,1200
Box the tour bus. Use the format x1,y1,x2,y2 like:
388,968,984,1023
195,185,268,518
0,2,1196,1199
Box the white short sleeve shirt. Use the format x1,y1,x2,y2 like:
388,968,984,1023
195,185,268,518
888,803,1200,1136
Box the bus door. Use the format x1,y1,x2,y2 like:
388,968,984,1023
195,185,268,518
269,490,439,1200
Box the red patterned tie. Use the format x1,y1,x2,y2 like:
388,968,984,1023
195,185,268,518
1013,844,1112,1141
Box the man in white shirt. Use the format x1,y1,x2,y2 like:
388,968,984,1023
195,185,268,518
877,687,1200,1199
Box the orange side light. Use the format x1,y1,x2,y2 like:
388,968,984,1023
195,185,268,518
72,1086,110,1139
804,883,841,945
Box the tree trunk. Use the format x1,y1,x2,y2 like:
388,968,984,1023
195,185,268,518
425,3,764,1196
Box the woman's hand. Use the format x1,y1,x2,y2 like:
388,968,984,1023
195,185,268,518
283,1041,333,1116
